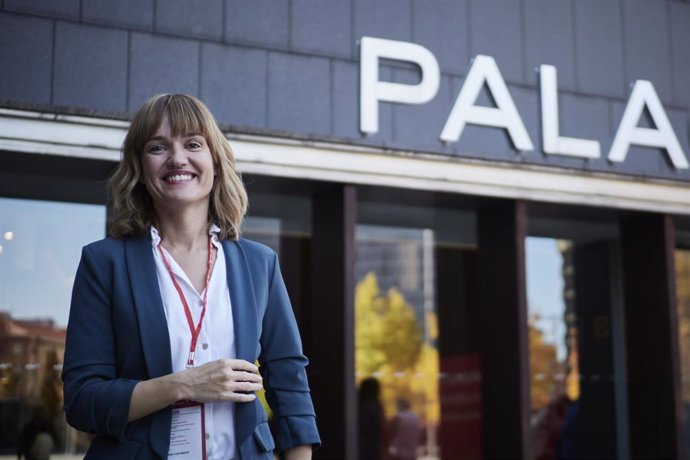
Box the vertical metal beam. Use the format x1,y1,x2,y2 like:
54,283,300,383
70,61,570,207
621,213,683,459
310,185,357,460
477,200,530,459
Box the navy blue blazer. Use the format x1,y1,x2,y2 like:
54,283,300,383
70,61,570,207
62,234,320,459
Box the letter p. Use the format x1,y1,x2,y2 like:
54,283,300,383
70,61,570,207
360,37,440,135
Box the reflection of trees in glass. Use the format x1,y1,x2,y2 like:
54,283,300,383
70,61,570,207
528,239,580,413
40,348,61,422
675,251,690,402
529,318,560,410
355,272,439,425
529,318,579,411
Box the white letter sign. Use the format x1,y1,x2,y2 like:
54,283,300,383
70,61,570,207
440,55,534,151
360,37,440,135
609,80,688,169
540,64,600,158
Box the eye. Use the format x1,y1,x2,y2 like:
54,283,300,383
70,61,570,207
186,137,205,150
146,144,166,154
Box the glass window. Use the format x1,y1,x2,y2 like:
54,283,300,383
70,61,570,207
356,224,439,460
0,197,106,457
355,195,479,460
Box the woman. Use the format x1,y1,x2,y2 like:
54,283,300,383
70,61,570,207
62,94,320,459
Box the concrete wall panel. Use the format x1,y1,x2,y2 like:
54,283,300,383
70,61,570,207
200,43,267,128
292,0,352,57
4,0,78,20
83,0,153,30
156,0,223,40
623,0,673,105
468,0,524,84
225,0,288,48
670,2,690,108
0,13,52,105
129,33,199,110
354,0,412,51
525,0,576,91
268,52,330,134
412,0,469,75
54,22,127,111
574,0,625,98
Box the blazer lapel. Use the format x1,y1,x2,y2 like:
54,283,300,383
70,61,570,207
124,235,173,459
125,235,173,378
223,240,258,446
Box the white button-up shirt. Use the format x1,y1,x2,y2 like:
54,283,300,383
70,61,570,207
151,225,237,460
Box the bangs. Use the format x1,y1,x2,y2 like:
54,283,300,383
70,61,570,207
128,94,213,155
162,95,208,138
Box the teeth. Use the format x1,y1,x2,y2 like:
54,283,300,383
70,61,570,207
166,174,194,183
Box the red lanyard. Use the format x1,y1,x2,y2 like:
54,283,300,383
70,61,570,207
158,236,214,368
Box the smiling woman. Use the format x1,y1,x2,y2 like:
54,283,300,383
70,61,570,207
109,95,247,242
61,94,320,460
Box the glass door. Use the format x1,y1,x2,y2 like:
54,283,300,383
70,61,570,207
526,209,627,459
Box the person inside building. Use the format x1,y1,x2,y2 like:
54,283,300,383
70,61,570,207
358,377,385,460
388,398,421,460
61,93,320,459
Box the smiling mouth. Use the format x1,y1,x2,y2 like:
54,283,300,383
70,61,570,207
163,173,196,183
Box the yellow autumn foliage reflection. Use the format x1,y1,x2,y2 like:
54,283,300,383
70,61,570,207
675,250,690,403
355,272,440,424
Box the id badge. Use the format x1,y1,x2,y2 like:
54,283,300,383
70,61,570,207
168,401,206,460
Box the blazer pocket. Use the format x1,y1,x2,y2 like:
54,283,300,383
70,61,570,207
253,422,276,452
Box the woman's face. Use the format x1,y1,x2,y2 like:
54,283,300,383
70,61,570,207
140,116,215,216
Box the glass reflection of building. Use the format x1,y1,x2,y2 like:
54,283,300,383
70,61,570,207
0,198,105,456
527,238,580,460
355,225,438,458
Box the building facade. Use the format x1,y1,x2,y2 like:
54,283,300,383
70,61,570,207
1,1,690,458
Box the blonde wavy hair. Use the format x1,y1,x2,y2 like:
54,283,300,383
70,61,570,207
108,94,248,240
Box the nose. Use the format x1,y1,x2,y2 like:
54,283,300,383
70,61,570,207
166,141,188,167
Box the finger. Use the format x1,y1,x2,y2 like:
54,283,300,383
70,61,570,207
226,392,257,403
230,381,263,393
227,359,259,373
231,371,262,383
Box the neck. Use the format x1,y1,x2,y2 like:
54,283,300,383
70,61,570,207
155,205,210,252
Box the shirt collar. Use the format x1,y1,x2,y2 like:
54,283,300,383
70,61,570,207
150,224,222,249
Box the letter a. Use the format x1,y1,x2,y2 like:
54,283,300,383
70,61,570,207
609,80,688,169
440,55,533,151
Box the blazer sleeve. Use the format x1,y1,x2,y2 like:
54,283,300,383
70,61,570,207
258,251,321,452
61,245,139,441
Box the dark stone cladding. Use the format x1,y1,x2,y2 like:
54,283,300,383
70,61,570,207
0,0,688,182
